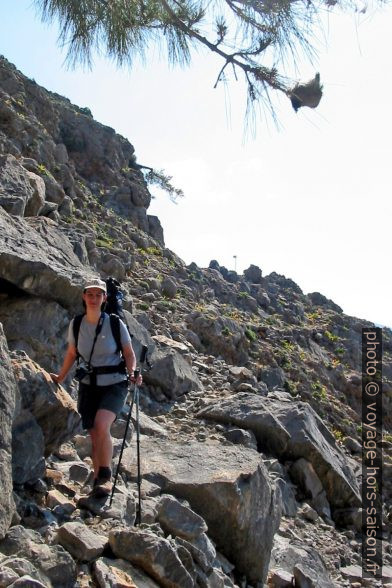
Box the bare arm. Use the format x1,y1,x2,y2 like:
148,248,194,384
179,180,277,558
50,343,77,384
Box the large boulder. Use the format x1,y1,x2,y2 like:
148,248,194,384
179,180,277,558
109,527,194,588
0,525,77,587
0,297,69,372
147,215,164,246
270,535,335,588
120,437,281,584
57,522,108,562
12,408,46,485
0,324,16,538
243,264,262,284
156,494,208,540
307,291,343,313
11,352,80,457
198,393,361,512
0,207,95,310
122,309,155,367
185,309,249,365
0,155,45,217
93,557,161,588
145,349,203,399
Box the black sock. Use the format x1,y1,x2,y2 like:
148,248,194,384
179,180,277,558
97,466,111,481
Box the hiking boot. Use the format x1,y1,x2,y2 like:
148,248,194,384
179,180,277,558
90,478,112,498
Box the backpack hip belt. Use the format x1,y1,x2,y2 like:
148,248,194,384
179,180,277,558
90,361,127,375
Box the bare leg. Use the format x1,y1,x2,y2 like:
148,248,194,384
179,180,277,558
88,428,100,479
91,409,116,472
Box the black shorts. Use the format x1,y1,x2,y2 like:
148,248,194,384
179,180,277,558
77,381,128,430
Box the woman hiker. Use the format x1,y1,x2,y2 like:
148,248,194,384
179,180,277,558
51,278,142,498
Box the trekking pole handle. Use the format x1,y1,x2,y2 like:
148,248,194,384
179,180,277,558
134,369,140,379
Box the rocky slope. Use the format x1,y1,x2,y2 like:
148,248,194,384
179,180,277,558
0,55,391,588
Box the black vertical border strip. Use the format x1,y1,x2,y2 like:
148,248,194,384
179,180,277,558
361,327,383,580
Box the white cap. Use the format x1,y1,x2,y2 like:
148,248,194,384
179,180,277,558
83,278,107,293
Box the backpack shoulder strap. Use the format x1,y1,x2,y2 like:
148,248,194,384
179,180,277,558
72,314,85,352
109,314,122,354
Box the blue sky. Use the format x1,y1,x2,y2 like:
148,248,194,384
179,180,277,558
0,1,391,327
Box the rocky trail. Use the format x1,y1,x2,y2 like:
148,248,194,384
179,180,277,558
0,55,391,587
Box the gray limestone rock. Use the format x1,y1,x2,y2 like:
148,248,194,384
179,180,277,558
122,309,155,367
11,352,80,456
189,533,217,572
57,522,108,562
274,477,298,518
0,324,16,538
199,393,361,512
24,172,46,217
294,562,335,588
78,490,134,523
131,412,168,438
0,525,77,587
186,310,249,365
223,427,258,450
255,288,271,309
307,292,343,313
7,575,48,587
290,458,331,519
12,409,46,485
68,462,90,484
157,494,208,540
259,366,286,391
271,537,335,588
175,535,214,574
243,264,262,284
0,556,40,581
109,527,195,588
145,348,203,399
120,436,281,585
0,565,19,585
267,568,293,587
161,277,178,299
0,297,69,372
0,155,44,217
148,215,164,245
93,556,161,587
0,207,96,310
41,173,66,205
100,252,126,281
54,143,69,165
343,436,362,455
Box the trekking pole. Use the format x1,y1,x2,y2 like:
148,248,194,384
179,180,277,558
109,346,148,522
134,373,142,526
109,386,134,507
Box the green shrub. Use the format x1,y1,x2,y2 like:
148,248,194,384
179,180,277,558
332,428,344,442
96,236,113,248
37,163,50,176
146,246,162,257
245,328,257,342
282,339,295,352
325,330,339,342
311,380,327,400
